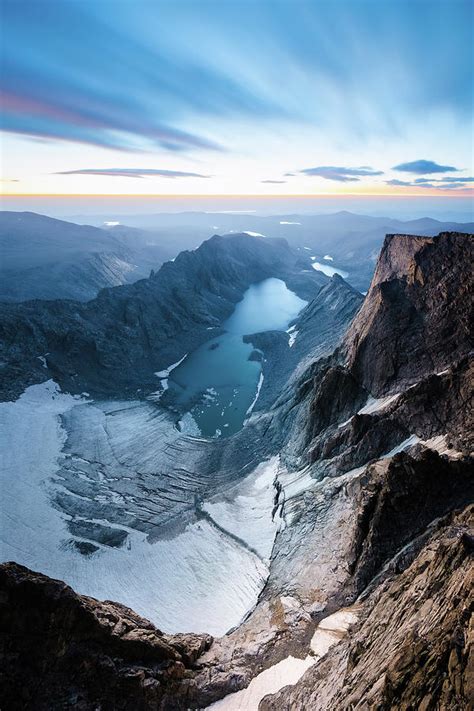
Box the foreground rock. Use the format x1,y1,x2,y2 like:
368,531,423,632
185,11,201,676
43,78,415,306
0,562,212,710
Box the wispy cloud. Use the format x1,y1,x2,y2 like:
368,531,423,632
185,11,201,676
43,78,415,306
55,168,211,179
385,179,412,186
414,176,473,184
385,175,472,190
1,1,285,154
261,179,287,184
393,160,459,174
299,166,383,182
2,0,471,190
1,90,223,154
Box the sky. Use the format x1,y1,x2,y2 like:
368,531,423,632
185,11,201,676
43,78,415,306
1,0,473,203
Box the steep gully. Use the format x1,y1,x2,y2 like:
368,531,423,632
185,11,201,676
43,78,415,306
0,232,473,710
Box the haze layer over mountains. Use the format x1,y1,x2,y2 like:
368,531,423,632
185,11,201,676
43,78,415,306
1,209,473,301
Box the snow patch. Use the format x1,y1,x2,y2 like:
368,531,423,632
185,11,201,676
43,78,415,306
245,372,264,416
323,255,334,261
243,231,265,237
383,435,420,458
357,393,400,415
203,457,280,562
279,221,301,225
0,383,275,636
288,329,298,347
208,655,314,710
310,608,360,656
208,606,359,710
155,353,188,378
311,262,348,278
177,412,202,436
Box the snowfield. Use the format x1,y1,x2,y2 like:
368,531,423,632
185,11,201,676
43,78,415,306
0,381,280,635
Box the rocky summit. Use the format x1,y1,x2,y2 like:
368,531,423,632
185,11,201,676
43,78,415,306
0,230,473,710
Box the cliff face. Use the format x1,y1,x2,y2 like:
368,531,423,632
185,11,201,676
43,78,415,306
193,231,473,708
343,231,473,396
260,505,474,711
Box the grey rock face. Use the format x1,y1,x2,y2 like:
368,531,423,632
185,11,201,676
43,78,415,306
0,211,154,302
260,505,474,711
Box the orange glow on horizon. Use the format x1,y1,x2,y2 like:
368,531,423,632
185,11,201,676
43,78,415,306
2,190,473,199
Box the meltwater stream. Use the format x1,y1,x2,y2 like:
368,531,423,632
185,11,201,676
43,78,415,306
166,278,306,437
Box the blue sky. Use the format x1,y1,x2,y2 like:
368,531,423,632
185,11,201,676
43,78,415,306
1,0,473,196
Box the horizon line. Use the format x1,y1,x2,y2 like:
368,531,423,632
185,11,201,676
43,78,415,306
1,193,472,199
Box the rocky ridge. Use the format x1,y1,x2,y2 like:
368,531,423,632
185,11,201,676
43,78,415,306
192,231,473,706
260,504,474,711
0,211,174,302
0,232,327,400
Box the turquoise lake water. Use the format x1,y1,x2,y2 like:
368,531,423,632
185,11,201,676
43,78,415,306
167,277,306,438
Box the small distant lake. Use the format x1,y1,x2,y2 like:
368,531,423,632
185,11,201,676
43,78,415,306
167,278,306,438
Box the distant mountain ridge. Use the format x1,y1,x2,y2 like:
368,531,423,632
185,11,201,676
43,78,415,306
1,210,472,301
0,212,174,301
65,209,474,292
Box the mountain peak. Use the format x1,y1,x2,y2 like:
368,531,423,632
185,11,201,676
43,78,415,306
344,231,473,395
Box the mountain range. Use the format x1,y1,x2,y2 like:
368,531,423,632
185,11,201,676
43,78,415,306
2,210,473,302
0,223,472,710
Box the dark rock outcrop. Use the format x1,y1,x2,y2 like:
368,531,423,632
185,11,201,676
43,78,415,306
0,563,212,711
344,449,474,594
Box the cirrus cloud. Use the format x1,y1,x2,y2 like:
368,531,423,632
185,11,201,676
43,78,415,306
55,168,211,179
299,165,383,182
385,175,473,191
